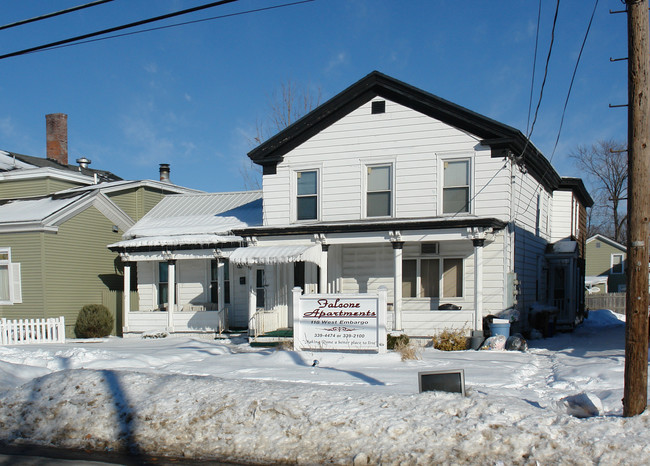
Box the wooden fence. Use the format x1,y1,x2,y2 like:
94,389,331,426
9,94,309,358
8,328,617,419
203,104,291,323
0,316,66,345
585,292,626,315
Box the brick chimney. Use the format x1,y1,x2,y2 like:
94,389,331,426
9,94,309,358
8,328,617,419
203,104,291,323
159,163,170,183
46,113,68,166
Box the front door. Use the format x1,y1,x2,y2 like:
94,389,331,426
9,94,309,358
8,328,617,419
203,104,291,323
256,268,265,310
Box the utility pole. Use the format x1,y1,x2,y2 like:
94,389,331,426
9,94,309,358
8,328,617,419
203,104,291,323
623,0,650,417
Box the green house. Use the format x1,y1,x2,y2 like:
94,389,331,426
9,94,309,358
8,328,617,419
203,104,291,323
0,175,199,338
585,234,627,294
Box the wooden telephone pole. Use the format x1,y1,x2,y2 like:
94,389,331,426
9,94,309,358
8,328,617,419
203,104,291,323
623,0,650,417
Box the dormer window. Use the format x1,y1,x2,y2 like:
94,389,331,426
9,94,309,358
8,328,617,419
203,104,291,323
297,170,318,220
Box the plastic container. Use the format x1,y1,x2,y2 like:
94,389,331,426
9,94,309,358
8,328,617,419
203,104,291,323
489,318,511,338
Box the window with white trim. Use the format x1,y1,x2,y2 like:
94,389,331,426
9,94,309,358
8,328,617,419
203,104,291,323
611,254,624,275
402,257,463,298
0,248,22,305
296,170,318,220
210,259,230,305
367,164,392,217
442,159,470,214
158,262,168,306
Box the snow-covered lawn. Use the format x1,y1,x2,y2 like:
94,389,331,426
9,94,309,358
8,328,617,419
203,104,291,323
0,309,648,464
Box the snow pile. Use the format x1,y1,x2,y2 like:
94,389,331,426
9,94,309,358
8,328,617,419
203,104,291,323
0,310,648,464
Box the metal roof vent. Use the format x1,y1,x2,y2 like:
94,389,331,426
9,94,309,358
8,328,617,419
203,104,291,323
76,157,91,169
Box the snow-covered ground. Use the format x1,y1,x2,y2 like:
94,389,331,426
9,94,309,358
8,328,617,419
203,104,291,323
0,309,648,464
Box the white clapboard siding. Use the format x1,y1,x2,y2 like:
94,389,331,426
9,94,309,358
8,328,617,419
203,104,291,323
264,98,517,226
137,261,156,311
177,260,208,307
551,190,573,242
401,310,475,337
340,244,394,298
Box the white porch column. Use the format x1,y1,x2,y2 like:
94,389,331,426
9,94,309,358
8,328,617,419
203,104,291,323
247,266,256,330
320,244,329,293
122,262,131,332
473,238,485,332
217,260,225,313
392,241,404,332
167,260,176,331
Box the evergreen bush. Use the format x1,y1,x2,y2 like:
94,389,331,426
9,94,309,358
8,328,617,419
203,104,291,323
74,304,114,338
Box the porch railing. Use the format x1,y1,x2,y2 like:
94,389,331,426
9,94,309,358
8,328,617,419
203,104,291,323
249,309,280,340
1,317,65,345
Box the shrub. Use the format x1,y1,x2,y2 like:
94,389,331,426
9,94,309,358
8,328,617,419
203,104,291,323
432,328,469,351
74,304,114,338
387,333,409,350
394,338,421,361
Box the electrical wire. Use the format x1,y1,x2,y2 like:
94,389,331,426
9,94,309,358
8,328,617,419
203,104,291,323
549,0,599,162
0,0,241,60
526,0,542,136
0,0,115,31
35,0,316,55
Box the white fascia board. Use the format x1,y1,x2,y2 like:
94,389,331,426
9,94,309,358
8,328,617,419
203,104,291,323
0,222,58,233
586,234,626,251
57,179,203,196
0,167,94,184
92,192,135,232
121,249,219,262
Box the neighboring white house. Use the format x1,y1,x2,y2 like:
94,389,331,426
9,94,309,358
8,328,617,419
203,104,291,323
109,71,592,340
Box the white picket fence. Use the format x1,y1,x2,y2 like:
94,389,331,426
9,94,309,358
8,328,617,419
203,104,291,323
0,317,65,345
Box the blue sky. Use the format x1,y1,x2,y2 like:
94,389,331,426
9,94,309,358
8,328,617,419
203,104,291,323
0,0,627,193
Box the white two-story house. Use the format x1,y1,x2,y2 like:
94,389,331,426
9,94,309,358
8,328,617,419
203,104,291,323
109,71,592,340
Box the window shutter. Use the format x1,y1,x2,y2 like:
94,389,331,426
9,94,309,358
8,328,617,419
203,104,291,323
12,263,22,303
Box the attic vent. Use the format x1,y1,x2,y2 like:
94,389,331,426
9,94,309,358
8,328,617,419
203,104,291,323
371,100,386,114
421,242,439,254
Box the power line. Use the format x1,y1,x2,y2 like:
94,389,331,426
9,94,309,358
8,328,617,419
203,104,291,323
36,0,316,55
526,0,542,135
0,0,241,61
549,0,600,162
527,0,561,140
0,0,115,31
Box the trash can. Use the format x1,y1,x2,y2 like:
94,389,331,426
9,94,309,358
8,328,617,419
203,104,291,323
489,318,511,338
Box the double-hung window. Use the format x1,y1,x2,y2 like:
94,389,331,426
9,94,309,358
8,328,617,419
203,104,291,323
0,248,22,305
443,159,470,214
402,257,463,299
158,262,168,306
210,259,231,305
611,254,624,275
297,170,318,221
367,164,392,217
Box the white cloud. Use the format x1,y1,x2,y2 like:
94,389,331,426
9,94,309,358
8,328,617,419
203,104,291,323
326,51,348,72
184,93,192,102
0,117,14,137
144,62,158,74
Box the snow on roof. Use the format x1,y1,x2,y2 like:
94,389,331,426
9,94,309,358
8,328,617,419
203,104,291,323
56,179,202,195
0,151,33,170
550,240,578,254
120,191,263,242
0,193,85,223
108,234,240,249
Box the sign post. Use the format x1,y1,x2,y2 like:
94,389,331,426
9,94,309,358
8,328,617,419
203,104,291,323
292,286,387,353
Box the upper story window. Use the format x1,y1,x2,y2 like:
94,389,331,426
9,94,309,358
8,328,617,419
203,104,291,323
443,159,470,214
297,170,318,220
367,164,392,217
611,254,624,274
0,248,22,305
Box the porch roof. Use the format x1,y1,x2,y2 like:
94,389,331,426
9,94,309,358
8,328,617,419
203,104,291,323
229,244,322,266
108,233,241,250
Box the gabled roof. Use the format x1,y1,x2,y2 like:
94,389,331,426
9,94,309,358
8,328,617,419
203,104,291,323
56,179,202,196
248,71,562,191
0,150,121,182
114,191,263,246
558,177,594,208
587,234,626,252
0,190,134,234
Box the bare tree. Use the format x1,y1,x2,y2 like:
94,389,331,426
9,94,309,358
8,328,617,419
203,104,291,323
241,80,322,189
570,139,628,243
